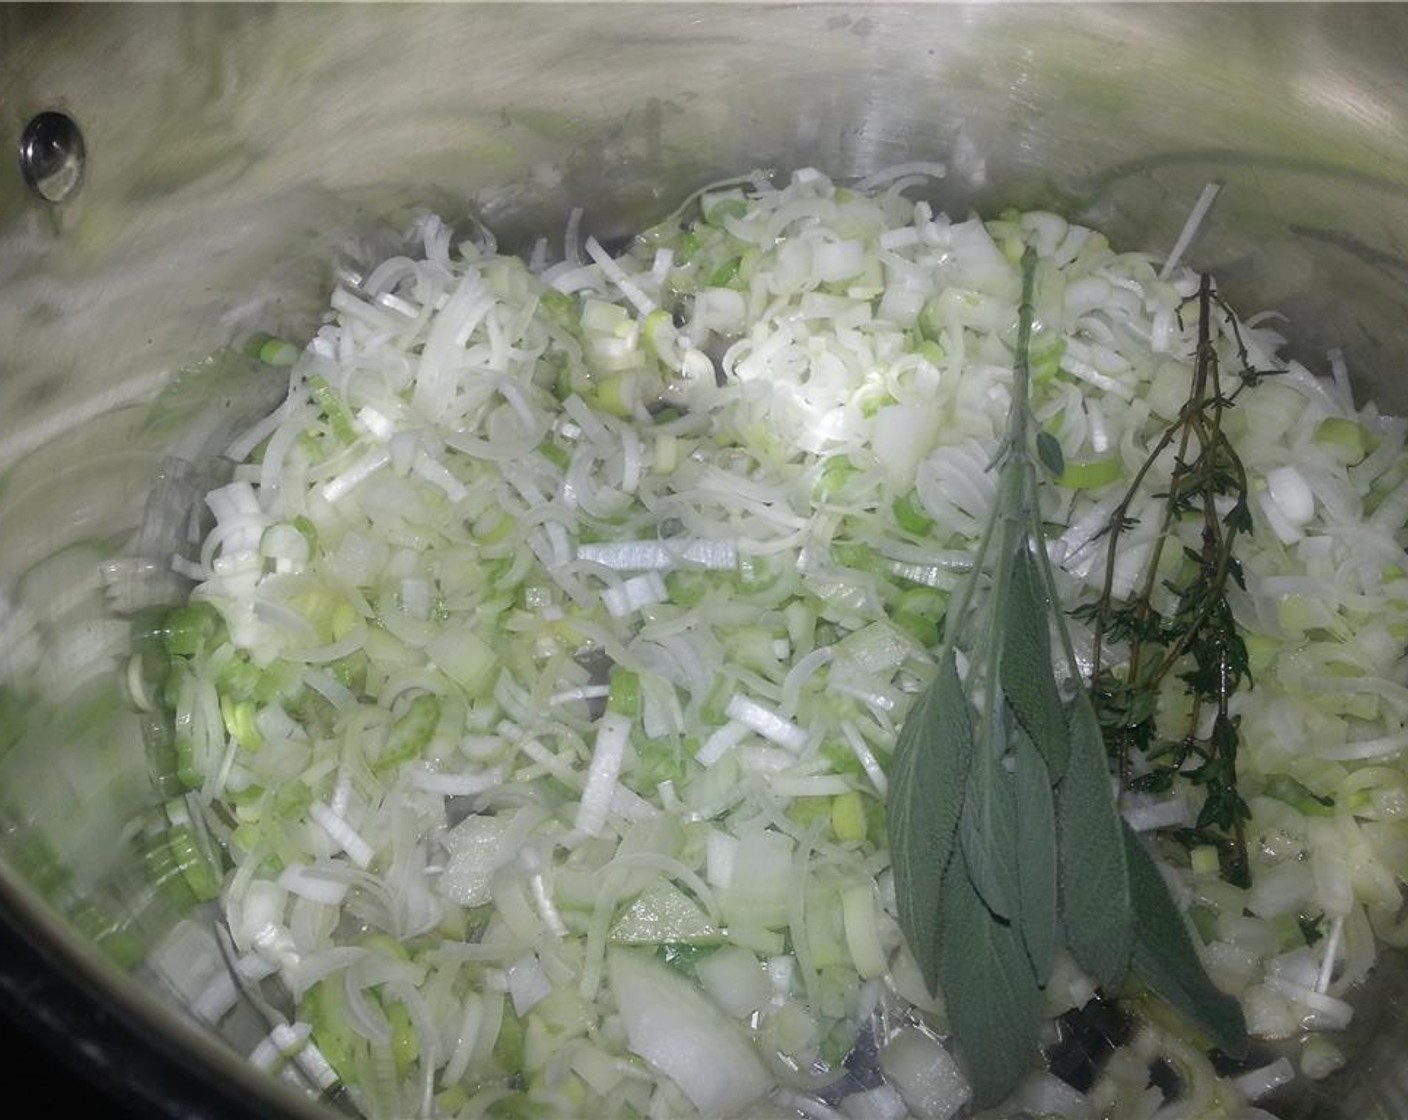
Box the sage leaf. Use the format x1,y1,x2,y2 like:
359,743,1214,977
1013,726,1057,984
888,650,975,994
938,857,1043,1110
1123,822,1250,1058
1001,543,1071,779
1057,692,1131,992
958,719,1021,922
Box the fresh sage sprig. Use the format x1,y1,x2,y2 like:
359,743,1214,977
888,246,1248,1109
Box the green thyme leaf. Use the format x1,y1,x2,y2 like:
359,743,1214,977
887,650,974,993
1123,823,1249,1058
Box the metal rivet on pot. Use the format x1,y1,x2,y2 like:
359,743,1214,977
19,111,85,204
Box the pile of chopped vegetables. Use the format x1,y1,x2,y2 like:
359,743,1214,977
135,166,1408,1119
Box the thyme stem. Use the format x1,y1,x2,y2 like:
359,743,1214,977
1082,273,1261,885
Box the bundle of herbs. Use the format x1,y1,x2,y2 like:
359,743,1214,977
888,248,1249,1108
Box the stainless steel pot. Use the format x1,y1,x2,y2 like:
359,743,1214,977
3,5,1408,1117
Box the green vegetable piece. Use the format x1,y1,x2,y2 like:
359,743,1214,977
832,541,874,570
496,1004,525,1074
305,979,358,1083
537,439,570,470
1013,728,1057,983
145,823,220,908
171,825,221,901
1057,693,1132,992
887,650,974,994
892,610,941,651
1058,455,1123,490
164,601,225,659
1313,416,1368,461
1030,337,1066,381
1123,823,1249,1058
830,790,868,843
220,695,263,752
630,734,688,789
916,297,946,343
259,337,300,367
708,258,742,288
675,230,702,263
388,1000,418,1077
1263,773,1335,816
608,669,642,718
308,375,357,444
786,795,832,829
892,491,934,535
375,694,440,774
937,858,1043,1110
815,455,861,501
1000,544,1070,779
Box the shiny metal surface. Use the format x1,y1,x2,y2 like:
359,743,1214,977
2,4,1408,1116
18,110,85,203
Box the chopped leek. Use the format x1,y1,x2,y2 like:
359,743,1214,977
138,167,1408,1119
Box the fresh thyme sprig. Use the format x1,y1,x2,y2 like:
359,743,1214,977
1074,274,1274,887
888,249,1247,1109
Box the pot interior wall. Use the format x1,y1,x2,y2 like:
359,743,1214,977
3,5,1408,1117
